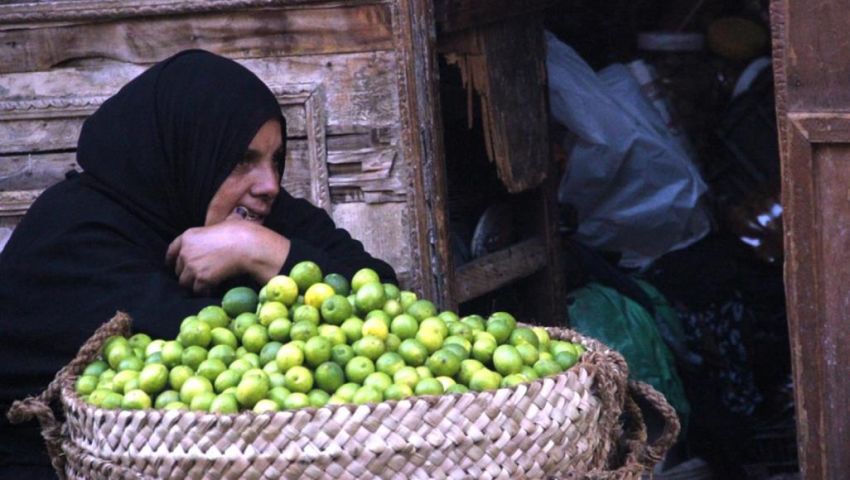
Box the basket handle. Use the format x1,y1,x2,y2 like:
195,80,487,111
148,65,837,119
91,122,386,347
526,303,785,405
6,312,132,479
628,380,681,466
586,380,681,479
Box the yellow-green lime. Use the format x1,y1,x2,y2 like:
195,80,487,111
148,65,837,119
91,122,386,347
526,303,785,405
258,302,288,326
458,359,486,385
275,343,304,372
353,335,385,361
210,327,238,349
75,375,99,396
83,360,109,377
179,376,213,405
236,375,269,408
399,291,418,310
265,275,299,306
351,268,381,293
198,305,230,329
335,383,360,402
304,282,335,309
516,343,540,366
340,317,365,343
469,369,502,392
121,390,151,410
284,366,313,393
168,365,193,391
392,366,420,389
196,359,227,383
292,305,320,325
426,349,461,377
214,369,241,393
318,324,347,346
267,318,292,342
138,364,168,394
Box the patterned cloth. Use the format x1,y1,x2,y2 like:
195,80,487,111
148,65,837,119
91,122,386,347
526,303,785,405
680,292,763,416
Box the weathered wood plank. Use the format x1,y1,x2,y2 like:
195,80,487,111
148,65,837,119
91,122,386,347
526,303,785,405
0,152,78,191
434,0,556,33
0,52,400,154
0,4,394,74
771,0,850,477
452,237,547,304
0,0,384,24
331,201,412,288
444,16,549,193
394,0,450,303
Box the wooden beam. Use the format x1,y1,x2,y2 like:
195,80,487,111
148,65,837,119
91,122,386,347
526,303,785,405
452,237,547,304
434,0,557,33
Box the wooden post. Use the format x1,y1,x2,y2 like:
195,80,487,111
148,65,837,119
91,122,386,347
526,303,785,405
771,1,850,477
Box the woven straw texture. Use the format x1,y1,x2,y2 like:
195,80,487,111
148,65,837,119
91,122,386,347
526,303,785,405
9,312,680,479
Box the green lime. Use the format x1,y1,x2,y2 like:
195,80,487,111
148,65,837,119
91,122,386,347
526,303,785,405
210,328,238,349
82,360,109,377
323,273,351,297
344,356,375,384
179,376,213,404
75,375,99,396
222,286,259,318
406,300,437,322
426,349,461,377
196,359,227,383
314,362,345,393
307,389,330,408
331,344,355,366
154,390,180,409
320,294,353,325
181,345,208,371
392,366,420,390
290,261,323,292
383,384,413,401
352,385,383,405
189,391,216,411
208,344,236,366
210,393,239,413
414,378,444,396
304,336,332,367
198,305,230,329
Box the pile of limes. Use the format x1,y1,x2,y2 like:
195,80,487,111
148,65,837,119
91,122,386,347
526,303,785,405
77,261,585,412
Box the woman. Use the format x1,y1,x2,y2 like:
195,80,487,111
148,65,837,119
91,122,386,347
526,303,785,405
0,50,396,477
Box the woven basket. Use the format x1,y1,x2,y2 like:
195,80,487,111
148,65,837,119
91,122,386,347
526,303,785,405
8,312,680,479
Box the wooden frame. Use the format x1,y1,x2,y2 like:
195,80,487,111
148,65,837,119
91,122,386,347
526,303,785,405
771,0,850,477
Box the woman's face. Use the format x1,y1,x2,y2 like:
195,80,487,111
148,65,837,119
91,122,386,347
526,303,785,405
205,119,284,226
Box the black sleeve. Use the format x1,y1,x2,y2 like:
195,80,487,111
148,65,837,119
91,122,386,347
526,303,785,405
269,190,398,284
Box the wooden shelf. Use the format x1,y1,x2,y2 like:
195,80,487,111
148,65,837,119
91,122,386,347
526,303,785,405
452,236,548,304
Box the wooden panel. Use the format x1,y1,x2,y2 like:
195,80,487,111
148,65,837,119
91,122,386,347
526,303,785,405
452,237,547,303
443,15,549,193
772,0,850,474
393,0,451,302
435,0,556,33
0,3,394,74
0,152,78,191
332,202,412,287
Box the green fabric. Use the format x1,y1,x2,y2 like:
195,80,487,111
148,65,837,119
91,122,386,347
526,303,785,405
567,281,690,431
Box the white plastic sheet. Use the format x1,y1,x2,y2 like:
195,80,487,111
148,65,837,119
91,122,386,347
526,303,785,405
547,31,711,269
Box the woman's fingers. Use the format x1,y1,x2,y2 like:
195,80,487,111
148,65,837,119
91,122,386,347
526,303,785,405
165,235,182,266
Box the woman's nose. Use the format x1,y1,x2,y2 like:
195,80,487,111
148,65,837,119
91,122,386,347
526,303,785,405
252,161,281,199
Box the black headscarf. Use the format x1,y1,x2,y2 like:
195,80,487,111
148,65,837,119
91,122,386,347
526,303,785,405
78,49,285,237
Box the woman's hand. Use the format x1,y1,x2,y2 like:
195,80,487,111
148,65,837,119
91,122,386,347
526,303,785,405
166,216,290,294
